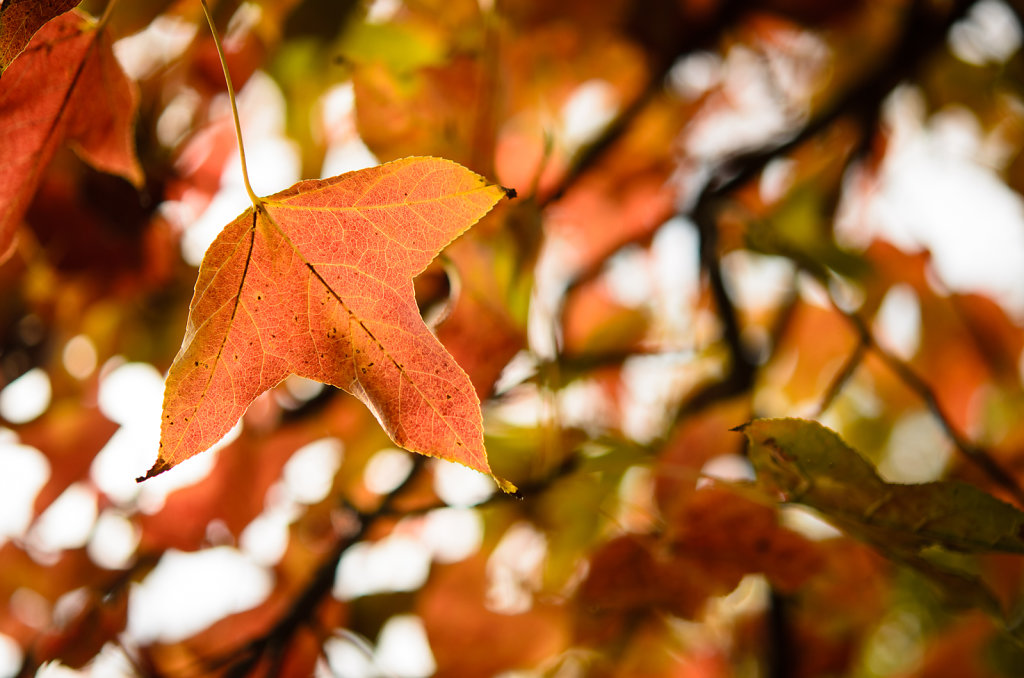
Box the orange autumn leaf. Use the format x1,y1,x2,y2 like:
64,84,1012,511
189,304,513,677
0,8,142,263
142,157,515,489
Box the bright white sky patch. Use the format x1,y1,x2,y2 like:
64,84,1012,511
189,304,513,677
364,447,414,495
115,14,197,80
374,615,436,678
949,0,1022,66
0,634,21,678
320,634,375,678
420,507,483,563
128,547,272,644
698,454,756,488
34,663,79,678
0,368,51,424
780,505,842,541
319,83,379,178
92,360,233,511
668,51,723,99
433,459,495,507
486,522,546,614
560,79,618,153
721,250,796,310
879,411,952,483
28,483,97,553
240,501,293,566
0,441,49,542
334,536,431,600
88,510,140,570
842,91,1024,318
97,361,163,428
873,284,921,361
604,245,653,308
283,438,343,504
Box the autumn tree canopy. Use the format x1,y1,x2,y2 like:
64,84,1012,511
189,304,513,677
3,0,1024,676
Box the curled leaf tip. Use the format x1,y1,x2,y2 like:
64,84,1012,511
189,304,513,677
136,459,171,483
495,476,518,494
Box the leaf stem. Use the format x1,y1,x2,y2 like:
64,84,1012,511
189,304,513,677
199,0,260,208
97,0,120,30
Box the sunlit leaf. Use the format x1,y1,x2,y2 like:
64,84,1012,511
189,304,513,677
143,157,515,490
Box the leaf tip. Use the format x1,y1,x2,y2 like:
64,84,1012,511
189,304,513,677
495,476,518,494
136,458,172,483
502,186,518,200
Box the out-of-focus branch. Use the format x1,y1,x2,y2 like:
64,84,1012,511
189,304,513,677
838,308,1024,506
200,457,428,677
815,340,867,417
670,0,977,421
540,0,746,207
699,0,976,204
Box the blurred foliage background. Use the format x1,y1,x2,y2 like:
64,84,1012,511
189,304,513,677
5,0,1024,675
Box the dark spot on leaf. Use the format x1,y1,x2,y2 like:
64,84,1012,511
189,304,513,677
446,394,451,400
194,361,199,366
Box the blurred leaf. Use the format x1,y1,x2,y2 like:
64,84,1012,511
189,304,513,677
338,20,446,72
741,418,1024,628
741,419,1024,555
418,554,570,678
0,9,142,264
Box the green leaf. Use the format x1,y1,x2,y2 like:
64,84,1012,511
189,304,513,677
337,21,446,72
739,418,1024,556
739,418,1024,638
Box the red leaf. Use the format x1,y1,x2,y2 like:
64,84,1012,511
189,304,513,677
0,0,79,73
0,9,142,264
144,157,514,489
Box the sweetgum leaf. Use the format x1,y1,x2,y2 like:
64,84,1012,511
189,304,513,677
0,9,143,263
142,157,515,490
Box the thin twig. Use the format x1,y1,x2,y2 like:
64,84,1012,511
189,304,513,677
840,309,1024,506
815,340,866,417
203,457,428,677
